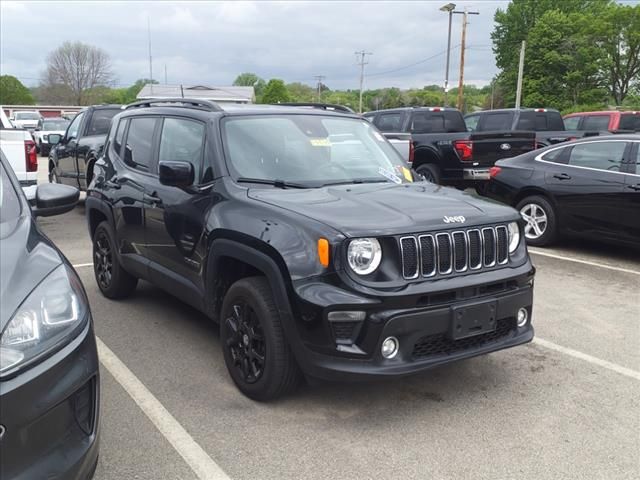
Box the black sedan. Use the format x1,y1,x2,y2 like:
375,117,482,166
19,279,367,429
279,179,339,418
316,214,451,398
0,152,100,479
485,135,639,247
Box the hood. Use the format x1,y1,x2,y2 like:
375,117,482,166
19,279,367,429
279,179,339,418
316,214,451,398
248,182,518,237
0,214,62,330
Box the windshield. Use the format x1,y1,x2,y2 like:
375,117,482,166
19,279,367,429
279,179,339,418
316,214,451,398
222,115,413,186
43,120,70,130
15,112,40,120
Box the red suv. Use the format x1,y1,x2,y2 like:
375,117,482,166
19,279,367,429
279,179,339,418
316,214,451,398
563,110,640,132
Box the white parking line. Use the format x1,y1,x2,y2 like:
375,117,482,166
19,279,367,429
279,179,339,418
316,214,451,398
528,248,640,276
533,337,640,381
96,337,231,480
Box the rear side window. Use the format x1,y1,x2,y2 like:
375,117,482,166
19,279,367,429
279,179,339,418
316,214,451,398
410,111,465,133
158,118,205,182
465,114,480,131
375,113,402,132
563,116,581,130
567,142,626,172
581,115,610,131
87,109,119,136
123,117,157,170
540,147,566,163
480,112,513,131
620,114,640,131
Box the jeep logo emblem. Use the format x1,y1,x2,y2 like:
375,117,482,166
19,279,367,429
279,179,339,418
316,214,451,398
443,215,466,224
499,143,512,151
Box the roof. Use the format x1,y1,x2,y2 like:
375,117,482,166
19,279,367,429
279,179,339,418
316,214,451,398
136,84,255,103
564,110,639,116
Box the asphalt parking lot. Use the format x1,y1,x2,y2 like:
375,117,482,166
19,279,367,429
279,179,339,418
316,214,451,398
35,158,640,480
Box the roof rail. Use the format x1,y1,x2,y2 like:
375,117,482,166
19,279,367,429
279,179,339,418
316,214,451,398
274,102,356,114
124,98,222,112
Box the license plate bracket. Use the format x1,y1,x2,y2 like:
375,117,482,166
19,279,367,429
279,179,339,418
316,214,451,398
450,300,497,340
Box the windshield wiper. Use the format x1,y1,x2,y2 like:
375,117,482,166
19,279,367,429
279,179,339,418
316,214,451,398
320,178,391,187
236,177,310,189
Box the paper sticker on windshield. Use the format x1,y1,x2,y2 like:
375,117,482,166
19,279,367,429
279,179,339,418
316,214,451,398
373,131,385,142
401,167,413,182
310,138,331,147
378,166,402,184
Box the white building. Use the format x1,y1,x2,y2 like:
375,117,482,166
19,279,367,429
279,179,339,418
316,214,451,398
136,84,255,104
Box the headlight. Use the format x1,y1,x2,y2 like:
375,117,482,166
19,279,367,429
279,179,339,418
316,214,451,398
347,238,382,275
0,265,88,376
507,221,520,253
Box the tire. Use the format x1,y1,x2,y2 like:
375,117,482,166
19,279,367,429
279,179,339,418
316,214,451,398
221,276,301,401
516,195,558,247
415,164,441,184
48,165,58,184
93,221,138,299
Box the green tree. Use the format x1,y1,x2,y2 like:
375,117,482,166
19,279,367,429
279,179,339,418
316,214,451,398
233,72,264,97
260,79,290,104
0,75,35,104
491,0,610,106
286,82,315,102
597,3,640,104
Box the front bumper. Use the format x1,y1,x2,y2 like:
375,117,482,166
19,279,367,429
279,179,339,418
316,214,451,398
0,321,100,480
288,265,535,381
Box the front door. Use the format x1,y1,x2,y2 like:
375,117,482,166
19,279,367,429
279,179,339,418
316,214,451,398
544,140,629,237
621,143,640,243
144,117,212,309
54,111,84,186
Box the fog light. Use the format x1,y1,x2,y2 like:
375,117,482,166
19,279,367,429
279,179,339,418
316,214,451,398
517,308,528,327
381,336,399,359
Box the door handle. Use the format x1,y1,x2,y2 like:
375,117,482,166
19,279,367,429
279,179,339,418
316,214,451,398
553,173,572,180
144,192,163,206
627,184,640,191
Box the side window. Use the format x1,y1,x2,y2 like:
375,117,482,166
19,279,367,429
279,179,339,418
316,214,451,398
158,118,205,182
87,109,119,136
582,115,610,131
113,119,128,157
481,113,513,131
563,116,581,130
362,113,375,123
619,114,640,131
540,147,567,164
632,144,639,174
567,142,627,172
123,117,157,170
375,113,402,132
66,112,85,140
465,114,480,131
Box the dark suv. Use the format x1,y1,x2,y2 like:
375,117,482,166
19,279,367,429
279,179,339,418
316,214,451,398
86,99,536,400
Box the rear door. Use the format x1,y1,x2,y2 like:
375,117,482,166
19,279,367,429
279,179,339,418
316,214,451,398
543,140,629,237
77,108,120,189
144,116,212,309
621,142,640,242
54,111,85,187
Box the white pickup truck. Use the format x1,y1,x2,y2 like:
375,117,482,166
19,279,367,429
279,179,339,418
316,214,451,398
1,107,38,199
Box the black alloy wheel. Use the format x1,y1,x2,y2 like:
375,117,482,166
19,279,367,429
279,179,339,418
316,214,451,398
224,302,266,384
94,230,113,291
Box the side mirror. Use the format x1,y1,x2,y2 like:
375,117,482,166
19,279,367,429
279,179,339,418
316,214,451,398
159,161,194,188
48,133,62,145
32,183,79,217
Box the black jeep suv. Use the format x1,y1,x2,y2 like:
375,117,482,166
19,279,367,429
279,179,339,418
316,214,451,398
86,98,535,400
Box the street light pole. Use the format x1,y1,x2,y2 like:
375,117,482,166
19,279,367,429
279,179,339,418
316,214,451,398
440,3,456,106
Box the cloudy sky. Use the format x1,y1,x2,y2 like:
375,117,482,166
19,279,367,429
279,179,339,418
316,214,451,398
1,1,512,91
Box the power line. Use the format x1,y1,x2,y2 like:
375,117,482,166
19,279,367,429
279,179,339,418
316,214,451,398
366,46,460,78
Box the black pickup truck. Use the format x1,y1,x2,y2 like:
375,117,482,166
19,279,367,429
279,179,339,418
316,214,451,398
464,108,603,148
363,107,535,188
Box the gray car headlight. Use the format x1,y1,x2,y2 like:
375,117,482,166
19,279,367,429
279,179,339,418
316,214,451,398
507,221,521,253
347,238,382,275
0,264,88,376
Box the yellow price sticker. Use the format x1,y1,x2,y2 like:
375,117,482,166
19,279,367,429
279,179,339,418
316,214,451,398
401,167,413,182
310,138,331,147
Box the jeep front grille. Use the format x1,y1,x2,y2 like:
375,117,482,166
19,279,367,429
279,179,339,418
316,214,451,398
400,226,509,279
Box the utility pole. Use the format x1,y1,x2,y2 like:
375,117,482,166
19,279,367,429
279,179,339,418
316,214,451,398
515,41,526,109
147,17,153,93
355,50,372,113
456,8,479,111
439,3,456,106
313,75,326,102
